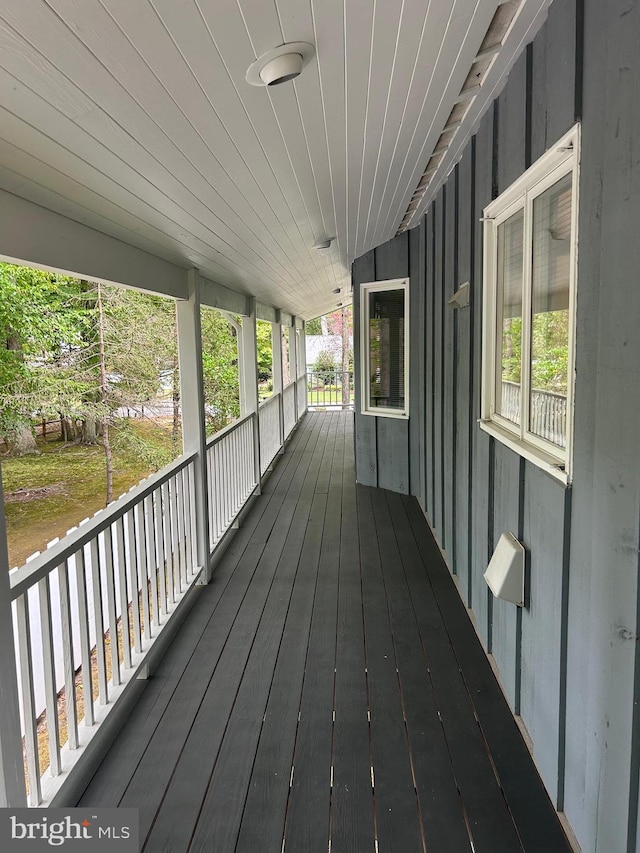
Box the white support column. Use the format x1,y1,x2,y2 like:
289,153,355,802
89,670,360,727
289,318,298,417
239,299,261,490
0,480,28,807
298,321,307,415
177,269,211,584
271,316,284,451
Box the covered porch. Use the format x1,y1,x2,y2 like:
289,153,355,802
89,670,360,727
75,412,569,852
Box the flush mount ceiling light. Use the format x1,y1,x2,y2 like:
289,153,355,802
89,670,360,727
313,236,334,249
246,42,315,87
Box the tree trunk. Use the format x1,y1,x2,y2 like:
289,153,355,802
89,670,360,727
97,285,113,505
5,332,38,454
82,418,98,445
60,415,73,443
7,424,37,456
341,306,350,408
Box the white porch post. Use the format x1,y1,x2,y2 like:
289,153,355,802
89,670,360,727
0,479,28,807
271,314,284,451
239,299,261,491
176,269,211,584
297,319,307,415
289,317,297,416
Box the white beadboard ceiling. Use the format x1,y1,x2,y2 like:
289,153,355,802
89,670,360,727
0,0,550,320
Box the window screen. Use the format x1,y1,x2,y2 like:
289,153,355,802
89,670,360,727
361,280,408,417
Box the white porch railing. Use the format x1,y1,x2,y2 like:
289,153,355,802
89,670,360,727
6,383,307,807
259,393,282,475
206,413,257,548
10,452,198,805
501,380,567,448
296,374,307,421
306,369,354,410
283,381,296,440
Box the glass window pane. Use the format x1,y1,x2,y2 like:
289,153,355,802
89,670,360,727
496,209,524,425
368,288,405,410
529,173,572,447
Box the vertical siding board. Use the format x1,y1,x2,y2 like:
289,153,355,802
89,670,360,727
497,51,528,193
425,207,435,523
373,234,410,495
409,221,426,507
433,189,445,541
530,22,548,163
353,250,377,487
376,418,410,494
487,43,530,710
374,231,409,281
565,1,640,850
490,444,521,708
443,173,457,566
470,109,494,646
531,0,578,162
455,147,473,605
521,464,565,803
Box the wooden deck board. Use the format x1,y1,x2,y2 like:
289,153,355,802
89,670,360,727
77,412,571,853
330,449,375,853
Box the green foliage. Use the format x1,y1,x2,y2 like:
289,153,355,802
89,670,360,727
312,349,337,384
0,264,95,444
501,310,568,393
201,308,240,433
0,263,244,458
531,310,569,393
256,320,273,381
110,418,174,470
500,317,522,384
305,317,322,335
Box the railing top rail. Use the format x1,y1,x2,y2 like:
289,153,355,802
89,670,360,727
259,392,281,410
283,380,296,392
205,411,255,449
10,450,197,599
501,379,567,401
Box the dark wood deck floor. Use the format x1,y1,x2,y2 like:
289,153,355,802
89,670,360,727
77,412,571,853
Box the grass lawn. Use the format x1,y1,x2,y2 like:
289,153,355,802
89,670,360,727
2,418,180,570
307,383,354,405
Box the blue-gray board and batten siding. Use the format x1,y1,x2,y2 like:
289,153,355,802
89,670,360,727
353,1,640,852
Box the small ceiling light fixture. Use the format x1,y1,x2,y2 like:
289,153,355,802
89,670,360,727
332,287,341,294
313,236,334,249
246,42,315,87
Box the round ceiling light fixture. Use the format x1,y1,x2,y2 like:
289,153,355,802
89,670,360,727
246,42,315,87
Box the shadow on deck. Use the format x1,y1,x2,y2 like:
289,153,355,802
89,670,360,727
77,411,571,852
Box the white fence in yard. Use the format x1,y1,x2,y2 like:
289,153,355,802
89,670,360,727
8,385,306,806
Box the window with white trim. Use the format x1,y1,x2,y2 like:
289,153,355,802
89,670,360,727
481,125,580,482
360,278,409,418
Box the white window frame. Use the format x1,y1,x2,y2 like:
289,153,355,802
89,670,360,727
360,278,410,419
481,124,580,484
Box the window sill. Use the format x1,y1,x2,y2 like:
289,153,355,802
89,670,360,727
478,419,570,486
